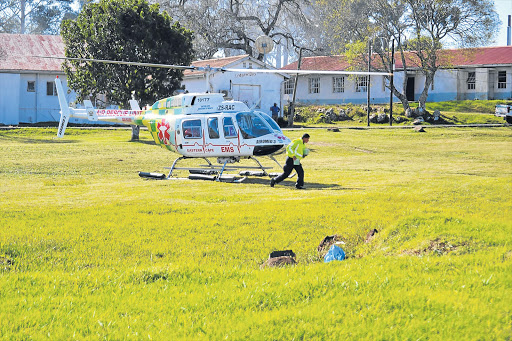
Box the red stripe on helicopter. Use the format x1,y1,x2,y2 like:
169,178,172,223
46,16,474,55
96,109,142,116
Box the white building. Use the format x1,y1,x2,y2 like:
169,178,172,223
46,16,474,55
0,34,77,125
182,55,289,117
0,34,288,125
281,47,512,106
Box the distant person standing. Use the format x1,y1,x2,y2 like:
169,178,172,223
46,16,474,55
270,103,280,121
270,133,310,189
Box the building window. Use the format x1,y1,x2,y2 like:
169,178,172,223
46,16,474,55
498,71,507,89
332,76,345,93
308,77,320,94
467,72,476,90
356,76,368,93
27,81,35,92
284,78,294,95
46,81,57,96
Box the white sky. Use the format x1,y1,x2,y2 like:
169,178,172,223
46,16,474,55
493,0,512,46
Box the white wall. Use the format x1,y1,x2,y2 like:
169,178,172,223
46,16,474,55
283,74,397,105
182,64,286,117
0,73,21,125
18,73,67,123
283,66,512,105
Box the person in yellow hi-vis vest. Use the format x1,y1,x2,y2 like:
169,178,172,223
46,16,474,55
270,133,310,189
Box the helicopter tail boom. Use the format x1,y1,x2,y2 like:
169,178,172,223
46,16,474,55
54,78,144,137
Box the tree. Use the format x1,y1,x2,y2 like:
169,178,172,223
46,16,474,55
0,0,76,34
159,0,326,60
318,0,500,113
60,0,194,109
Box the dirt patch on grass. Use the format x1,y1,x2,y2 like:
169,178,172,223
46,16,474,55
401,238,470,256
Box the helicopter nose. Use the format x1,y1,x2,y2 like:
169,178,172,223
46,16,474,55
253,145,284,156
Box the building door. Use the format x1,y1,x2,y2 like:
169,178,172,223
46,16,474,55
406,77,415,101
232,84,261,109
488,71,495,100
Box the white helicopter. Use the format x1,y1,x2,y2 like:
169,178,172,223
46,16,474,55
52,56,391,182
53,69,291,182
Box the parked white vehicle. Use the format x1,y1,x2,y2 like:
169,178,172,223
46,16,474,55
495,104,512,124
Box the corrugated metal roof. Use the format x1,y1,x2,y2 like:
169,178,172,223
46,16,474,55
281,55,350,71
281,46,512,71
184,54,251,77
0,33,65,72
438,47,512,66
2,33,510,74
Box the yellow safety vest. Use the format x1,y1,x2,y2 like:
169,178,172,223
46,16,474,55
286,138,306,160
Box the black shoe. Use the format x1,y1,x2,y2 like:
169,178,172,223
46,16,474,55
270,178,276,187
295,186,305,189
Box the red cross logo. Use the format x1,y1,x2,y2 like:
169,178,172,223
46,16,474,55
157,120,171,145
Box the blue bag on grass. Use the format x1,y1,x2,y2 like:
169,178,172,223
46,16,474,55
324,244,346,262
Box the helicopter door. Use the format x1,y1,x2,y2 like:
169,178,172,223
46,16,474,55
221,117,240,154
206,117,220,154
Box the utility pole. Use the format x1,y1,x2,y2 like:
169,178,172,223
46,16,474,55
389,39,395,126
288,48,303,128
367,42,371,127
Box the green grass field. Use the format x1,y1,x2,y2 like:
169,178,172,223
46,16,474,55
1,126,511,339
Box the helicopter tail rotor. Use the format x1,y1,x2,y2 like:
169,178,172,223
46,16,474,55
55,77,71,138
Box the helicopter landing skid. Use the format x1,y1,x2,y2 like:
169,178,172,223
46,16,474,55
162,156,277,183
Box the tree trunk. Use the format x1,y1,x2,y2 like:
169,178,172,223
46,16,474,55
418,72,434,112
131,125,139,141
394,88,410,114
20,0,26,34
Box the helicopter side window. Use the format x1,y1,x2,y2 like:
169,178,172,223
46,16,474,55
208,117,219,139
182,119,202,139
235,112,273,139
223,117,237,138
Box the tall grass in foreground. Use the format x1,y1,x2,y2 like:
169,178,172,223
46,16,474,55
0,127,511,339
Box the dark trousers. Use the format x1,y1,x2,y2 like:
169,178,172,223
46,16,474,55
274,157,304,187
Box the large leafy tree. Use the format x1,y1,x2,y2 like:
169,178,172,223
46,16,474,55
318,0,500,112
159,0,325,60
0,0,76,34
61,0,194,108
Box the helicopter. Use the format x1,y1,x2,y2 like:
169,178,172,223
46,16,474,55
54,75,292,182
51,56,392,182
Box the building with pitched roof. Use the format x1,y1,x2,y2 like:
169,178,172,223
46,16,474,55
182,54,289,117
0,33,76,125
0,34,288,125
281,47,512,106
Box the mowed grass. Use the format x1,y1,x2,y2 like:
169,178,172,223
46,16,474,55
0,126,511,339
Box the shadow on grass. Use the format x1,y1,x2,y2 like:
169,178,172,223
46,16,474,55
240,177,363,190
126,139,157,146
0,135,78,144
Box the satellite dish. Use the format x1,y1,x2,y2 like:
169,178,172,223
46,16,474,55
255,35,274,55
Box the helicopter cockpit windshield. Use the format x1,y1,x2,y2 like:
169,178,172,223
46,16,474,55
236,112,274,139
259,112,282,133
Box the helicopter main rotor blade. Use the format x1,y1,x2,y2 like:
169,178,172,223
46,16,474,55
35,55,196,70
34,56,392,76
223,68,392,76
